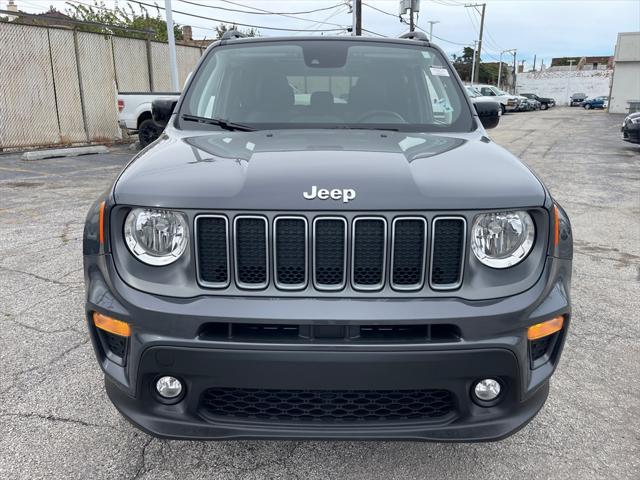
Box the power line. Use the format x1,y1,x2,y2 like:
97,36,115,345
362,2,398,19
127,0,348,32
178,0,346,16
294,5,348,35
362,28,386,37
177,0,346,27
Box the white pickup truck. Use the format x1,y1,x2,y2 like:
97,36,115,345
117,92,180,147
474,84,520,114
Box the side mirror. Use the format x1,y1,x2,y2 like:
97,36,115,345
152,99,177,127
474,101,500,129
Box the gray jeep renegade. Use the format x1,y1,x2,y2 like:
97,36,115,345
83,32,573,441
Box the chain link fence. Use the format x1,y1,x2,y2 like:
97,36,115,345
0,22,204,150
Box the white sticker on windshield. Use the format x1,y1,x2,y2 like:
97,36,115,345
430,66,450,77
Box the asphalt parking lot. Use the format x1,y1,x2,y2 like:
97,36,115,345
0,107,638,479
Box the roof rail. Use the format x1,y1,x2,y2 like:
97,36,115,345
221,30,246,41
399,31,429,41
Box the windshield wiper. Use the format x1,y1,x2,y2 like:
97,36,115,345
181,114,255,132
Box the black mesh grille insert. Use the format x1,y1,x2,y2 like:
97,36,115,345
431,218,465,286
314,219,346,287
275,218,306,286
353,219,385,287
530,333,556,361
392,219,426,287
102,331,126,358
200,387,454,423
235,217,267,286
197,217,228,285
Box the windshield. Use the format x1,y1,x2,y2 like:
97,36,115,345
465,86,480,98
180,40,473,132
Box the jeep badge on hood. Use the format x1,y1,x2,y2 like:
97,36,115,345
303,186,357,203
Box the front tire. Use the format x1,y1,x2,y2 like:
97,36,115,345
541,103,548,110
138,119,162,148
501,104,506,115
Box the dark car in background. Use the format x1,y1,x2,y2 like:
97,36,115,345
582,96,608,109
570,93,587,106
622,112,640,143
521,93,555,110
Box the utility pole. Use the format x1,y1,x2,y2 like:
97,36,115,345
470,41,478,86
400,1,419,33
164,0,179,91
532,54,537,72
498,48,515,89
465,3,486,84
512,49,517,94
355,0,362,36
409,0,415,32
427,20,440,41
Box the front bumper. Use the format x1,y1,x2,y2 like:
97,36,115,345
85,254,571,441
622,123,640,143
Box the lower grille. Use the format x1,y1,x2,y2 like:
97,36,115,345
199,387,454,423
198,322,461,343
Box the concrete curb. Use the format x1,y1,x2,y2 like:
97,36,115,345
21,145,110,161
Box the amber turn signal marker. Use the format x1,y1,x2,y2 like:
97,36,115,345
528,316,564,340
93,312,131,337
99,201,106,245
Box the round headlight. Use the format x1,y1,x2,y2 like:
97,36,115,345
471,211,534,268
124,208,189,266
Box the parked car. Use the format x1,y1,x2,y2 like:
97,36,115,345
521,93,555,110
475,84,519,114
465,86,502,115
118,92,180,147
516,96,537,111
570,93,587,106
84,32,572,442
621,112,640,143
582,96,609,110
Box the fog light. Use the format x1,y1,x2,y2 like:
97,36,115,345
155,376,183,399
473,378,501,402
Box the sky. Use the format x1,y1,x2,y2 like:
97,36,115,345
4,0,640,68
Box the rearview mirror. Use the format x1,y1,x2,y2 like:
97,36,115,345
152,99,178,127
474,101,500,129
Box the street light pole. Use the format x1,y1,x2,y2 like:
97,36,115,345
470,41,478,86
498,48,516,90
427,20,440,41
164,0,179,92
498,51,503,89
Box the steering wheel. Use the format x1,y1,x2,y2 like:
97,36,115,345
355,110,407,123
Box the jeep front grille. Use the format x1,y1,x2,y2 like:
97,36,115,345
195,213,466,294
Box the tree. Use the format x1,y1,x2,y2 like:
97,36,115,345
452,47,475,83
215,22,258,39
452,48,509,86
65,1,183,41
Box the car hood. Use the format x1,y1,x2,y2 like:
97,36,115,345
114,128,546,211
